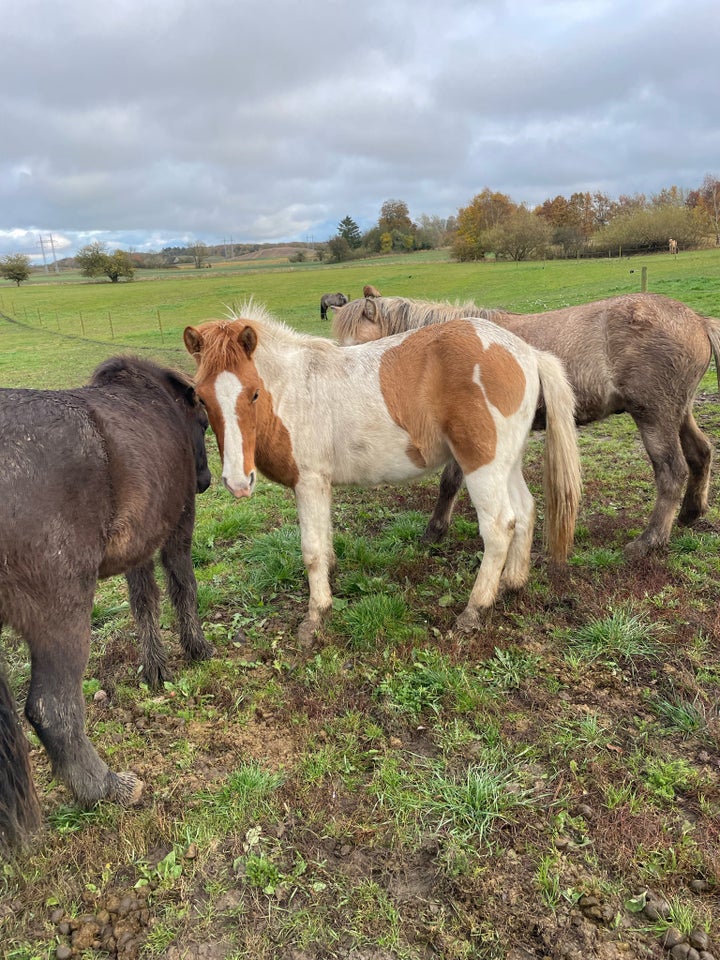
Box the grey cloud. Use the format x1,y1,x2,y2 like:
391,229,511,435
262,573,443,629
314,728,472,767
1,0,718,259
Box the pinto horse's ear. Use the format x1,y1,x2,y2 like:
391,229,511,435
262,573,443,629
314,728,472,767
239,325,258,357
364,298,378,323
183,326,204,361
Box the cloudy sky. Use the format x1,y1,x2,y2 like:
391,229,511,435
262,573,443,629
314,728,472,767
2,0,718,262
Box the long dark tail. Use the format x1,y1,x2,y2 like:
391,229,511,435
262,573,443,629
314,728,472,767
0,662,42,853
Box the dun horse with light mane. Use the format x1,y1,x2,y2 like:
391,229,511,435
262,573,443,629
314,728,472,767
185,303,581,643
332,293,720,557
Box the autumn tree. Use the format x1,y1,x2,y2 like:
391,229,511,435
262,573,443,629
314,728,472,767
486,207,552,262
451,189,516,261
105,250,135,282
687,174,720,245
76,241,135,282
378,199,414,234
594,205,703,255
0,253,31,286
326,236,353,262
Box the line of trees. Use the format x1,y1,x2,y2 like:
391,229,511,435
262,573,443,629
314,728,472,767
326,174,720,263
451,176,720,261
326,200,457,262
3,174,719,285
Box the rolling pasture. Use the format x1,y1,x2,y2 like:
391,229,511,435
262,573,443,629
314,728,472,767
1,250,720,959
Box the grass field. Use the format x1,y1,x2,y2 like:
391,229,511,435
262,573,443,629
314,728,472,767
1,250,719,959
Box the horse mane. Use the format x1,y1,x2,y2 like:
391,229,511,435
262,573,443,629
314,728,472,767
89,355,193,392
332,296,499,341
194,301,338,379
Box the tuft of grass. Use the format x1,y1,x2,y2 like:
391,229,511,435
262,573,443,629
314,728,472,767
334,592,415,650
185,762,285,840
477,646,541,689
429,761,534,845
560,606,661,671
376,648,491,717
242,527,306,593
647,691,707,736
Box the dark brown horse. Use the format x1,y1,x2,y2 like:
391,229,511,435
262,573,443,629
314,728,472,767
0,356,213,851
332,293,720,556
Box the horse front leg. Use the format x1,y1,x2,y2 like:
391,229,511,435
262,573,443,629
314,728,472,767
160,508,213,667
25,606,143,808
294,476,334,646
126,561,170,687
421,459,464,543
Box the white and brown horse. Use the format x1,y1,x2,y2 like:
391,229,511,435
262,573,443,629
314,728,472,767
332,293,720,556
184,303,581,642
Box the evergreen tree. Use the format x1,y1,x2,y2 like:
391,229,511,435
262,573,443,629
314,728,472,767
338,216,362,249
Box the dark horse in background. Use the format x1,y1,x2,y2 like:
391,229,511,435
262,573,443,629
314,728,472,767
319,291,348,321
332,293,720,557
0,356,213,851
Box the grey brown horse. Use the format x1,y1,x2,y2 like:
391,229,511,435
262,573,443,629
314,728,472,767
320,292,348,321
333,293,720,557
0,356,213,851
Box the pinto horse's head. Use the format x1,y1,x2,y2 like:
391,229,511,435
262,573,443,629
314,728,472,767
184,320,261,499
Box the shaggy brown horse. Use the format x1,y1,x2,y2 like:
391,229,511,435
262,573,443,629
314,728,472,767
0,356,213,851
332,293,720,556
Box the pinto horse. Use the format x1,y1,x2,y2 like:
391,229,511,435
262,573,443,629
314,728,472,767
0,356,213,851
332,293,720,556
184,303,581,644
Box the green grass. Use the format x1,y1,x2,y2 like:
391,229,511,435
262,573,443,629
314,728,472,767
3,249,720,957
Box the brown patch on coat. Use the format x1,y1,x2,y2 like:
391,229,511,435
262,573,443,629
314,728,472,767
184,320,300,489
378,319,526,473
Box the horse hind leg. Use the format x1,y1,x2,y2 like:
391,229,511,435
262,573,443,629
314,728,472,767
160,517,213,666
0,663,43,850
455,466,516,632
627,420,688,557
499,462,535,592
421,459,464,544
24,606,143,808
677,410,713,527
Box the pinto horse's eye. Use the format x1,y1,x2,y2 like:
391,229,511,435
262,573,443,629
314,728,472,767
252,389,260,403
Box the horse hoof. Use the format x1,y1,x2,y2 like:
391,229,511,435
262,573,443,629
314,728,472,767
112,772,145,806
623,537,664,560
188,638,214,662
420,525,448,545
297,618,319,648
454,607,485,633
142,663,172,689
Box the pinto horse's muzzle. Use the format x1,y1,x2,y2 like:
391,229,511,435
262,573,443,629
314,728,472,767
223,470,256,499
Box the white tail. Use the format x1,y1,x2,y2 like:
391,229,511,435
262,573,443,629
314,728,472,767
537,351,582,563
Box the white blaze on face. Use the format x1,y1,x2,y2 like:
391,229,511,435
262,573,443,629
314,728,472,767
214,370,255,497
